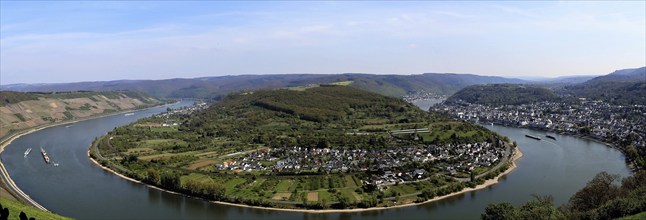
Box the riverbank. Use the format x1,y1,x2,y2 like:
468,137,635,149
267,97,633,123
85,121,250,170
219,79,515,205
0,101,177,210
484,122,636,172
89,143,523,213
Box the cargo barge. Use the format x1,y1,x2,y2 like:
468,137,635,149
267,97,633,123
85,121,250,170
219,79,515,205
40,147,50,164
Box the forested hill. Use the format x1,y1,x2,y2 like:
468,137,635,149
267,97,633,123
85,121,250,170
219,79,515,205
1,73,525,99
0,90,160,138
562,67,646,105
445,84,561,106
211,85,427,123
184,85,495,149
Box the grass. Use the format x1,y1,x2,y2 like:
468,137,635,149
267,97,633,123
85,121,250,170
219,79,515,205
186,159,217,170
126,147,155,154
181,173,212,183
329,81,353,86
389,184,418,195
137,139,186,149
139,153,176,160
224,177,247,193
344,175,359,188
318,190,334,202
275,179,293,192
339,188,361,202
149,126,178,133
0,198,71,220
248,178,266,189
617,212,646,220
272,192,292,200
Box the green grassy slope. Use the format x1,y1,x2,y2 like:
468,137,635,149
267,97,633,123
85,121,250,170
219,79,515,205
0,198,71,220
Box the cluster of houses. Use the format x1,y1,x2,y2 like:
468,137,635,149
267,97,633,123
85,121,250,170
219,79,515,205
153,102,208,119
216,141,506,186
433,100,646,151
402,91,447,103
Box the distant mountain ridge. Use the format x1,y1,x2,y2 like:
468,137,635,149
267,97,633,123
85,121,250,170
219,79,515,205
1,73,526,99
562,67,646,105
584,67,645,84
532,75,599,84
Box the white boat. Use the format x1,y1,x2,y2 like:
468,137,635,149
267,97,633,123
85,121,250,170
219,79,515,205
24,148,32,157
53,162,59,167
124,113,134,116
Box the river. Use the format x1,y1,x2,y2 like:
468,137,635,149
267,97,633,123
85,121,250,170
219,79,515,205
0,100,631,219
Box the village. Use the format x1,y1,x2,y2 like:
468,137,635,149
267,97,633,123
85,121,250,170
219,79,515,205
432,100,646,151
154,101,209,119
216,141,507,186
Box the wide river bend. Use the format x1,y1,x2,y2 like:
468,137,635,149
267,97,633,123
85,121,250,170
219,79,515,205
0,100,631,219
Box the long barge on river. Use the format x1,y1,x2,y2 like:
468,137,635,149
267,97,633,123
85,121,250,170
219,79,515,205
525,134,541,140
40,147,50,164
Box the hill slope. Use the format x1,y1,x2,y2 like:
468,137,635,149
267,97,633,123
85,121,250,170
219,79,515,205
585,67,646,84
0,91,160,138
0,198,70,220
445,84,561,106
563,67,646,105
186,85,461,150
1,73,526,99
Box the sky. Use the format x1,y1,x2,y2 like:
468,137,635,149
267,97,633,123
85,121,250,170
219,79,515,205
1,1,645,85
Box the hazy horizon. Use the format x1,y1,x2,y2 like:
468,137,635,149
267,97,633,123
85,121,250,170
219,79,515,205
1,1,645,84
0,71,621,86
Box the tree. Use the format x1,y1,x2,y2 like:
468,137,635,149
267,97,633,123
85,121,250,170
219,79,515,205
320,198,329,209
420,189,436,200
160,171,181,191
518,195,564,219
19,212,27,220
482,203,518,220
337,194,351,209
567,172,620,211
0,205,8,220
301,193,308,207
146,168,161,185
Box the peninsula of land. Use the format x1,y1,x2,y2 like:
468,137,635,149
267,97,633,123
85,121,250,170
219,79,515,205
91,85,521,211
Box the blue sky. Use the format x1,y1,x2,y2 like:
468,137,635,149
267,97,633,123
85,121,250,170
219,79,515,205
1,1,644,84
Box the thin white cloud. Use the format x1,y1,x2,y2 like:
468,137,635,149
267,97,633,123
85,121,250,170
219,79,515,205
1,2,644,84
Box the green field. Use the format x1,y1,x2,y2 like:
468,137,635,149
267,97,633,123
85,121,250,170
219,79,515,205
0,198,71,220
329,81,353,86
276,179,293,192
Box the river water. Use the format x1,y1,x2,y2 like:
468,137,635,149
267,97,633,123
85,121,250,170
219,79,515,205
0,100,631,219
